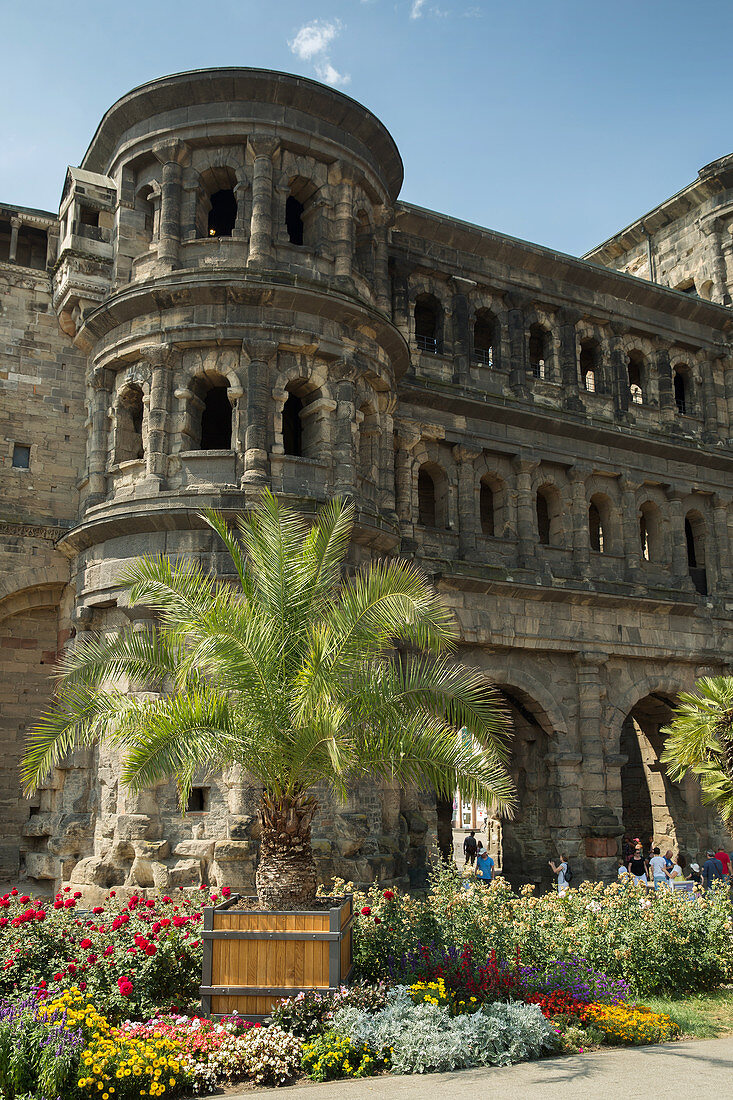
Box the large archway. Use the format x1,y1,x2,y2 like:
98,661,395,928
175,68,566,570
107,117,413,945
619,692,725,859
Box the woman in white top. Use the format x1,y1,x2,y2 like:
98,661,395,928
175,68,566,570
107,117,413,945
549,855,568,896
666,854,683,888
649,847,668,889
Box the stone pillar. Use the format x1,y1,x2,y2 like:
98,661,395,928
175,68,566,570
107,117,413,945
700,355,722,443
575,651,620,874
144,344,173,487
511,455,538,568
332,364,357,498
241,338,277,487
568,464,591,580
233,179,249,240
453,445,481,558
8,217,20,263
558,309,582,410
654,342,675,425
610,322,629,419
704,219,730,305
450,276,474,384
665,486,693,588
394,430,421,536
87,366,113,506
374,207,393,313
722,349,733,443
618,476,641,581
712,494,732,592
332,168,354,280
505,294,528,396
390,260,412,342
153,141,189,269
247,135,280,268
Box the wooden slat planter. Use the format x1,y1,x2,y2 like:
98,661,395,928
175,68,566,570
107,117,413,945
200,893,353,1021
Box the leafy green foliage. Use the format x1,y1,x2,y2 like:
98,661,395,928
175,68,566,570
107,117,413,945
661,676,733,828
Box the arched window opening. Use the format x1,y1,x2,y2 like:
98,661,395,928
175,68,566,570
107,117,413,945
589,502,604,553
282,392,304,456
414,295,441,354
638,502,662,562
480,479,495,537
673,369,688,415
199,384,232,449
685,512,707,595
536,485,562,547
528,324,550,380
115,384,145,464
208,189,237,237
418,468,437,527
627,351,645,405
474,312,497,367
286,196,305,246
354,212,374,281
580,340,599,393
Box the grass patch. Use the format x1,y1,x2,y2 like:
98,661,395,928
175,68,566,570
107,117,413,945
642,988,733,1039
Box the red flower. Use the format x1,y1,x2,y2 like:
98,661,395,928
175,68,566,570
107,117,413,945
210,895,218,902
87,953,98,964
117,976,133,996
162,896,172,903
360,906,371,916
383,889,395,900
19,895,29,904
144,945,156,957
10,889,18,897
73,892,82,899
80,939,92,950
63,887,70,893
0,900,8,909
63,900,75,909
0,919,7,928
221,887,231,898
109,891,116,897
145,899,155,908
53,900,63,910
92,906,103,915
374,917,382,924
53,971,65,982
67,964,77,975
35,911,46,921
79,981,87,991
103,946,114,957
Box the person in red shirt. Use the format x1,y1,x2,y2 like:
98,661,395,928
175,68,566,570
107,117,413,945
714,849,731,877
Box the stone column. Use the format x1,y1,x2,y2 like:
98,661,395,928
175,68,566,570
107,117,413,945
665,486,693,587
233,179,249,240
394,429,421,537
722,348,733,443
712,494,732,592
575,651,621,873
654,341,675,425
610,322,629,419
701,354,723,443
505,294,528,396
144,344,173,487
374,207,393,313
704,219,730,305
153,141,189,269
241,338,277,487
558,309,582,410
247,135,280,268
511,455,538,568
453,445,481,558
450,276,474,385
8,216,20,263
86,366,113,507
332,363,358,498
568,464,591,580
332,168,354,279
390,260,412,342
618,476,641,581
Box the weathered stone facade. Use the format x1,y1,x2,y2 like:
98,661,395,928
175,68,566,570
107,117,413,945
1,68,732,898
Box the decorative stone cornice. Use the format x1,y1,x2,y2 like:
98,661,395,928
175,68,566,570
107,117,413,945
0,521,68,542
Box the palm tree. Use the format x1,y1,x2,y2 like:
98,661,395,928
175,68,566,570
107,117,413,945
22,493,514,909
661,676,733,833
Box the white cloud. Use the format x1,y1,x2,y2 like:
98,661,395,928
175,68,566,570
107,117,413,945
410,0,427,17
315,61,351,87
289,20,342,61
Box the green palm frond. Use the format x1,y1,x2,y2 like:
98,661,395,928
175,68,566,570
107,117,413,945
661,675,733,825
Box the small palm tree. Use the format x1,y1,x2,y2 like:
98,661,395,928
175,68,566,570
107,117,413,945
661,676,733,833
22,493,514,909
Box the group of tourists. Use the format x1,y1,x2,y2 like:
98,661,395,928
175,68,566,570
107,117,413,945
621,835,732,891
460,828,732,894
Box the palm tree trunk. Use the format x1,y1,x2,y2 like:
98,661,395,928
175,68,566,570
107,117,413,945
256,789,320,910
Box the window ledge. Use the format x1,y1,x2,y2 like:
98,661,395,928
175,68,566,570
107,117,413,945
179,449,235,459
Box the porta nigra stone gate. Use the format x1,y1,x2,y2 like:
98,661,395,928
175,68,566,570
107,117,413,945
1,69,732,901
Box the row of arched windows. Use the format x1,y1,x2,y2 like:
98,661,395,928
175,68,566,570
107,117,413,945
413,295,697,413
416,466,710,593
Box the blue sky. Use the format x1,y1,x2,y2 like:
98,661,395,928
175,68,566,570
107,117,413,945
1,0,731,255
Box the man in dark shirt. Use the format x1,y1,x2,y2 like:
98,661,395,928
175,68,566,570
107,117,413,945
702,850,724,890
463,830,478,867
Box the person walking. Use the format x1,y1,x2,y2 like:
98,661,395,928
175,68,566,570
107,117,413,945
628,843,649,886
666,853,683,889
649,847,668,889
463,830,478,867
714,847,731,880
688,861,703,886
475,848,495,885
702,850,725,891
549,854,569,896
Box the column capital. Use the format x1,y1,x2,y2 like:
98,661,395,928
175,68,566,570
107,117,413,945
511,453,538,476
609,319,630,337
452,444,481,464
567,462,592,483
330,358,359,385
243,338,278,364
9,215,22,229
617,475,639,495
664,483,687,503
574,650,609,670
89,365,113,392
139,342,174,368
395,428,422,453
152,140,190,167
248,134,280,160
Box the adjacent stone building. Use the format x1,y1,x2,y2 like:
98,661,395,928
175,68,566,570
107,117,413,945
1,68,732,899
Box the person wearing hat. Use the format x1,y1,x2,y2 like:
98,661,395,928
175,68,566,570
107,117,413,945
688,861,703,886
702,850,725,890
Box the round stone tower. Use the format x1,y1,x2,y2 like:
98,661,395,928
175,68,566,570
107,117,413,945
48,69,424,899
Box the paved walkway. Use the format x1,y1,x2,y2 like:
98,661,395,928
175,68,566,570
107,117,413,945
228,1037,733,1099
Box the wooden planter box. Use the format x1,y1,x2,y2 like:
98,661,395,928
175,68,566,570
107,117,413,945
200,893,353,1020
